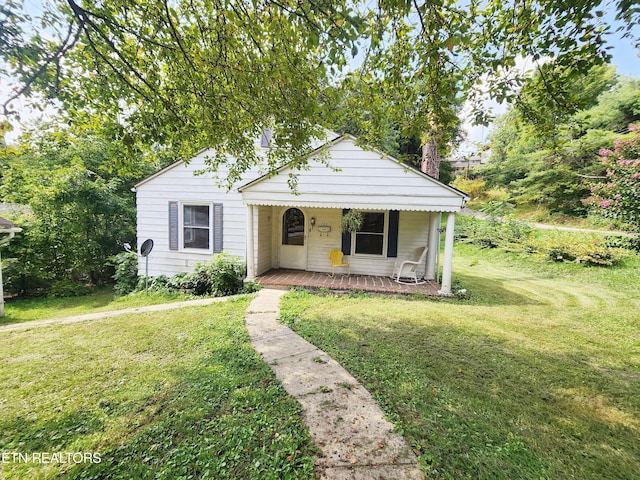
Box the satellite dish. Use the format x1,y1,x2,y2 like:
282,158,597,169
140,239,154,257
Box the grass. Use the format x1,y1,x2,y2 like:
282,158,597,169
1,289,202,327
0,296,317,479
279,243,640,479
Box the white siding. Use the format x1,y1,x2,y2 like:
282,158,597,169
306,208,343,273
135,152,260,277
135,134,461,278
241,137,467,212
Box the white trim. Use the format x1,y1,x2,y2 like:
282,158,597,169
438,212,456,296
351,211,388,258
425,212,440,280
180,202,214,253
246,205,256,280
240,196,465,212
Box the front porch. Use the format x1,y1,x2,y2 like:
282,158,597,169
256,269,440,295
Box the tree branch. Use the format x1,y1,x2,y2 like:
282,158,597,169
66,0,183,121
2,21,82,116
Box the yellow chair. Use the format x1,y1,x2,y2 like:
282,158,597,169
328,249,350,276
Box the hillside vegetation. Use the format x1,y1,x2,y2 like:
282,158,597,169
465,66,640,228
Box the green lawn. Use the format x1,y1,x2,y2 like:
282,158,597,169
0,297,316,479
280,244,640,479
1,289,200,327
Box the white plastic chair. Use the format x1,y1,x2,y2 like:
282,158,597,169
392,246,428,284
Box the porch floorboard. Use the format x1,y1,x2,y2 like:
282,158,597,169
256,269,440,296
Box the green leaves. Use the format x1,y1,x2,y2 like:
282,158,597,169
2,0,365,180
0,130,148,294
1,0,637,180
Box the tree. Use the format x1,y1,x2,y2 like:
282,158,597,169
478,67,639,216
1,0,364,185
573,77,640,132
328,1,636,180
589,125,640,231
1,0,638,182
0,130,150,294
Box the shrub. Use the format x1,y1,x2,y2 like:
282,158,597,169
455,215,533,250
130,252,251,297
604,234,640,252
2,257,51,297
589,125,640,231
147,252,248,296
203,252,247,296
141,275,171,292
457,216,628,267
110,252,139,295
49,279,92,298
240,281,262,294
451,177,487,205
166,272,193,291
528,232,629,266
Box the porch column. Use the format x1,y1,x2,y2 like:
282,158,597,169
425,212,441,280
438,212,456,296
246,204,256,282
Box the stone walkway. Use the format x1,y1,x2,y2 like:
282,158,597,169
2,290,424,478
246,289,423,479
0,297,231,333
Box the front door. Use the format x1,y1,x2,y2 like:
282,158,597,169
280,208,307,270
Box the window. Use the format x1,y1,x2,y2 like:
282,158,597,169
183,205,210,249
354,212,386,255
282,208,304,245
169,202,223,253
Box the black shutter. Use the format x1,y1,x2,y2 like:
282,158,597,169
387,210,399,257
341,209,351,255
168,201,179,250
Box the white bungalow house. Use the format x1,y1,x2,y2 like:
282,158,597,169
133,133,468,295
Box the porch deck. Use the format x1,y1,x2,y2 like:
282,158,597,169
256,269,440,296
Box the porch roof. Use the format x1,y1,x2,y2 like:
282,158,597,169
239,136,468,212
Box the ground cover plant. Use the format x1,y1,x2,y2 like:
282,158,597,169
279,243,640,479
0,298,316,479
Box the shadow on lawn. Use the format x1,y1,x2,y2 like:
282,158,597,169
0,290,115,327
34,342,317,480
0,410,105,452
453,271,548,306
301,317,640,479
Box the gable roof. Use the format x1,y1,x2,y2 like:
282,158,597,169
132,132,468,212
133,129,343,191
239,135,468,212
133,147,210,190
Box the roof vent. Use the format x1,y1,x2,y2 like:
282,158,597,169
260,127,273,148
